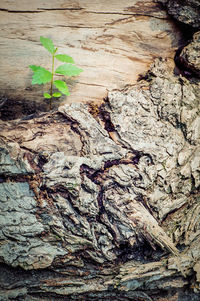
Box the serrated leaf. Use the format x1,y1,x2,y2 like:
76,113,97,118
29,65,41,72
55,54,75,64
55,63,83,76
43,92,51,99
53,80,70,95
40,36,55,54
31,67,52,85
53,92,62,98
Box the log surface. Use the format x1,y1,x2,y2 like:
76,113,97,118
0,58,200,300
0,1,200,300
0,0,184,105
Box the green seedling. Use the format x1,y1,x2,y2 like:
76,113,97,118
29,36,83,109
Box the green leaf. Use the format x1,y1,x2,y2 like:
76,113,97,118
53,92,62,98
29,65,41,72
53,80,70,95
43,92,52,99
55,54,75,64
55,63,83,76
40,36,55,54
31,67,52,85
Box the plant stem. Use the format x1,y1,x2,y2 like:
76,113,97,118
50,52,55,110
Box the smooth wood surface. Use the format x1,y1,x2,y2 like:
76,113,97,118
0,0,185,104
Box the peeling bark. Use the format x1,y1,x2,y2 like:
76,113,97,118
0,1,200,300
0,58,200,300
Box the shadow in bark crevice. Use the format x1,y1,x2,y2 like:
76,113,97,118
0,95,55,121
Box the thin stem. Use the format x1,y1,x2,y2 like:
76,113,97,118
50,52,55,110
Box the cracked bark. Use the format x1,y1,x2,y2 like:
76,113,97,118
0,1,200,300
0,57,200,300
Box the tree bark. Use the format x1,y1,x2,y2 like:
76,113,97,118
0,1,200,300
0,57,200,300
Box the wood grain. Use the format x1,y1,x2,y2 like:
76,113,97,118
0,0,185,105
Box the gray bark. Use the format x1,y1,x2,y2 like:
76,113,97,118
0,57,200,300
157,0,200,29
0,1,200,300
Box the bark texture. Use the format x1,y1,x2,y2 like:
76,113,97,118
0,57,200,300
157,0,200,29
0,1,200,301
179,31,200,77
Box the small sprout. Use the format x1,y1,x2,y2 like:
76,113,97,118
29,36,83,110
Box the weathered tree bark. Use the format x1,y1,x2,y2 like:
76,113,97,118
0,1,200,301
0,56,200,300
157,0,200,29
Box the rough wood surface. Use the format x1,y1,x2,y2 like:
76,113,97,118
0,0,185,106
0,58,200,300
157,0,200,29
0,1,200,300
